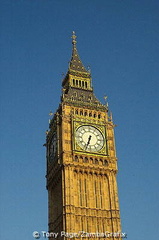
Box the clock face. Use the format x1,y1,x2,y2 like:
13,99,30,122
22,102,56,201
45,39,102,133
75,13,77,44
49,134,57,161
75,125,104,152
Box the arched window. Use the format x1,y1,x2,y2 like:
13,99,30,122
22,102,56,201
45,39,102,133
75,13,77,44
74,155,78,162
88,95,92,100
104,160,108,166
73,79,75,85
76,80,78,86
84,157,88,163
79,179,82,206
84,178,88,207
85,82,87,88
94,180,98,208
79,156,83,162
99,159,103,165
95,159,98,164
79,80,81,87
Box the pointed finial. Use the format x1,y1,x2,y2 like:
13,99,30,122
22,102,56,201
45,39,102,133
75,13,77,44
72,31,77,45
45,130,49,135
87,65,91,73
49,111,53,116
104,96,109,111
110,112,113,121
104,96,108,102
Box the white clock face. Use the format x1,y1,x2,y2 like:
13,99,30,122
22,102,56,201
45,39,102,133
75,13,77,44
75,125,104,152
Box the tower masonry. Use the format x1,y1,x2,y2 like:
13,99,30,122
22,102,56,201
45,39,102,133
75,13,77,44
45,32,122,240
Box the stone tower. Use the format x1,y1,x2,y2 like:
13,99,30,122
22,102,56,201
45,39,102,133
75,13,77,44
46,32,122,239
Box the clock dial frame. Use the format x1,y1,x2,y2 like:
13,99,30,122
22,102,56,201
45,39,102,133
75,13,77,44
75,125,105,153
49,133,57,161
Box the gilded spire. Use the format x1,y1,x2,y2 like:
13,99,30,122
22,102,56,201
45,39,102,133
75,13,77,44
69,31,88,73
62,32,92,89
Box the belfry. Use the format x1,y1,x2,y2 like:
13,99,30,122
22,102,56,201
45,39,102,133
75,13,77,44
46,32,122,239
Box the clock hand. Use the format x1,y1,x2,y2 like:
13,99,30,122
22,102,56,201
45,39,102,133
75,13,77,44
85,135,92,150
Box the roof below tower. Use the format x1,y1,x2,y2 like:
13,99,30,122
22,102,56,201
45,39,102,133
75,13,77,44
61,87,107,111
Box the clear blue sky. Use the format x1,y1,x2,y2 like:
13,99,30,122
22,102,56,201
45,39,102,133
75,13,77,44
0,0,159,239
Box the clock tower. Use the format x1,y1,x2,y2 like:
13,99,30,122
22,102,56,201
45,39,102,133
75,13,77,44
46,32,122,239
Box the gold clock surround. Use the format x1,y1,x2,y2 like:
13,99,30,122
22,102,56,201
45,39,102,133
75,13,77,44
73,121,107,155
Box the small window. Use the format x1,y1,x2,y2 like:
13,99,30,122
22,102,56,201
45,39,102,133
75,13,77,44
85,82,87,88
75,110,78,114
73,79,75,85
95,159,98,164
104,160,108,166
80,110,83,115
84,111,87,116
74,155,78,162
99,159,103,165
84,157,88,163
88,95,92,101
98,114,101,119
76,80,78,85
79,80,81,87
89,112,92,117
82,81,84,87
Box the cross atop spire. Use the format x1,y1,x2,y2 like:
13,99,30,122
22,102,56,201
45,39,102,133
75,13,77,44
72,31,77,45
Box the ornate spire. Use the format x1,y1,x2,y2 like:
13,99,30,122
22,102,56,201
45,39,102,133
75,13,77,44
69,31,88,73
62,32,92,90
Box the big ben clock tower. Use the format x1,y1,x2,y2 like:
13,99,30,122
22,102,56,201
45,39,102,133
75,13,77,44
46,32,122,239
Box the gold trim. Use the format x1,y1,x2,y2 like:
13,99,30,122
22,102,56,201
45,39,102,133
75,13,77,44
73,122,107,155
